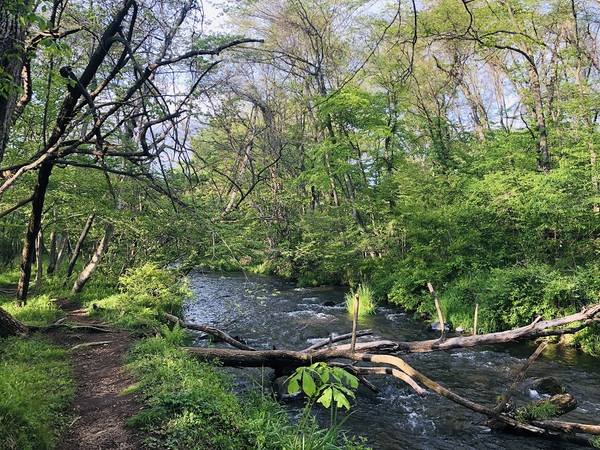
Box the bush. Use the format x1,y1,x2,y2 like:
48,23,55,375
88,264,190,330
573,323,600,356
381,263,600,337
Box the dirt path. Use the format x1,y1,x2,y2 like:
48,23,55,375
46,302,146,450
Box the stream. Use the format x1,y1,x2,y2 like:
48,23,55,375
184,270,600,450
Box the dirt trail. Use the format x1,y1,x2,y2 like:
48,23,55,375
46,301,146,450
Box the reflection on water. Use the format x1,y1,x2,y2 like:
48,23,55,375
185,270,600,450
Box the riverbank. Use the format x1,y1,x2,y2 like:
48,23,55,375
0,266,371,450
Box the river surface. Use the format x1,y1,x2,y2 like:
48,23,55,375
184,270,600,450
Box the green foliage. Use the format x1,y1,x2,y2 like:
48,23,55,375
126,339,369,450
286,362,359,411
0,337,74,450
515,401,559,423
87,264,189,330
573,323,600,357
345,284,376,317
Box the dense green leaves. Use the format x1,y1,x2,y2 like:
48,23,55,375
1,0,600,349
287,362,359,411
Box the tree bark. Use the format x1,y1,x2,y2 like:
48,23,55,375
0,1,27,165
71,223,113,295
52,233,70,275
16,162,53,304
65,213,95,279
47,227,56,275
34,228,43,294
0,307,28,338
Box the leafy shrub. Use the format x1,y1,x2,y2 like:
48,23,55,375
119,263,190,314
287,362,359,411
573,323,600,356
89,264,190,330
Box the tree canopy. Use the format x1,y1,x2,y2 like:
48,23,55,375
1,0,600,352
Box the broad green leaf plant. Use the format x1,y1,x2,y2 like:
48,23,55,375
287,362,359,419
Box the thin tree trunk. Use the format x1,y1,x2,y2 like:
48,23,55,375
16,162,53,304
47,231,56,274
529,64,550,172
46,208,57,274
71,223,113,295
53,233,70,274
65,213,95,279
34,229,43,294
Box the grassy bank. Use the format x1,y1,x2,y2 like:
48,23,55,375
0,265,370,450
0,336,73,450
0,271,74,449
125,333,368,450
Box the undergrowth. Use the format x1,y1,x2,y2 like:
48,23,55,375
86,263,189,331
2,295,63,327
345,284,376,317
0,337,74,450
125,336,370,450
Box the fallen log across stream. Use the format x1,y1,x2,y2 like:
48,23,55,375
165,303,600,447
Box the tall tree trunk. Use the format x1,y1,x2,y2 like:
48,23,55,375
16,0,133,303
53,233,70,274
16,162,53,304
34,229,43,294
528,64,550,172
71,223,113,295
0,307,28,338
65,213,95,279
0,2,27,165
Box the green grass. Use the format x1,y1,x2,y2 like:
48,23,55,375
345,284,376,317
515,400,559,423
125,337,370,450
2,295,63,327
0,337,74,450
86,263,187,331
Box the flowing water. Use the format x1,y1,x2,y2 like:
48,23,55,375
184,270,600,450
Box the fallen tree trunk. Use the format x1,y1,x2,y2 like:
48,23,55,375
175,303,600,358
185,343,598,446
396,304,600,353
166,302,600,447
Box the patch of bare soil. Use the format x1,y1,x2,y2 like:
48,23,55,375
46,301,147,450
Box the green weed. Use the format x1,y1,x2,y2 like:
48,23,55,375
2,295,63,327
0,337,74,450
345,284,376,317
515,401,559,423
